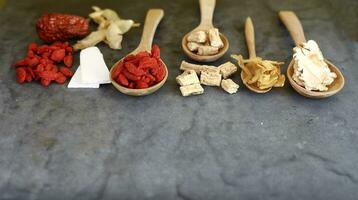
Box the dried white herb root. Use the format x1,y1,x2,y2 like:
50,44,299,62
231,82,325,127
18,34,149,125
74,6,140,50
177,61,239,96
221,79,239,94
186,28,224,56
176,70,204,97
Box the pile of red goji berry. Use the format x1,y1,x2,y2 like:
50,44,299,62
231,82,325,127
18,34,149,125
14,42,74,87
111,45,166,89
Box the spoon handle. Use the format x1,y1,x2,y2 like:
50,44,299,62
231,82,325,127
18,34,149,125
245,17,256,59
199,0,215,28
137,9,164,52
279,11,307,46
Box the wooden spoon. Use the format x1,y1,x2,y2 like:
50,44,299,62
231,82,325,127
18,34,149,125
242,17,271,93
181,0,229,62
279,11,345,98
110,9,168,96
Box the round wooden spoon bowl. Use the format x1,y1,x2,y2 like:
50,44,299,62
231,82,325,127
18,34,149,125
241,71,272,93
182,32,229,62
287,59,344,98
110,59,168,96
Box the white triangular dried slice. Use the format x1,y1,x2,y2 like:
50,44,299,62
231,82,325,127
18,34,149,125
68,66,100,88
80,47,111,84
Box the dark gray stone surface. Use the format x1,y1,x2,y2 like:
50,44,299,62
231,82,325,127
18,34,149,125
0,0,357,199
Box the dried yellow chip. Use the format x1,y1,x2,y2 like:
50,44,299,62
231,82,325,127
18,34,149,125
231,54,285,90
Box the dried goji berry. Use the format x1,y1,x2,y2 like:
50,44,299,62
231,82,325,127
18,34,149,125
36,64,45,73
124,62,145,76
39,71,57,81
112,61,124,79
51,65,59,73
37,45,50,54
50,49,66,62
63,54,73,67
116,73,129,87
151,44,160,59
155,63,166,82
135,81,149,89
55,72,66,84
136,51,150,58
65,46,73,53
128,82,134,89
122,69,141,81
16,68,27,84
14,59,27,67
124,54,136,62
138,57,157,69
59,67,73,77
26,73,33,82
27,68,35,78
27,57,39,67
45,63,56,71
41,78,51,87
28,42,38,52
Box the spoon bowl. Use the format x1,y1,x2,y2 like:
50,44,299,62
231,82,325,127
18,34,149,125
182,0,229,62
241,71,272,93
279,11,345,98
287,59,344,98
182,32,229,62
110,58,168,96
110,9,167,96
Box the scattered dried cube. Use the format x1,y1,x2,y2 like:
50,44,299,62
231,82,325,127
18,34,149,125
187,42,201,52
187,31,207,43
180,61,219,74
176,70,200,86
218,62,237,79
200,71,222,86
197,46,219,56
208,28,224,48
221,79,239,94
180,83,204,97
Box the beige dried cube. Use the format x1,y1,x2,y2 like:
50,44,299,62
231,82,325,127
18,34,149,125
180,84,204,97
187,31,207,43
208,28,224,48
176,70,200,86
187,42,201,52
200,71,222,86
218,62,237,79
180,61,219,75
197,46,219,56
221,79,239,94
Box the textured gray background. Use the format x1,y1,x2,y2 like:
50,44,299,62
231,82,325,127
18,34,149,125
0,0,358,199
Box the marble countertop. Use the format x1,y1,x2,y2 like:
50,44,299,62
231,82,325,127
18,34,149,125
0,0,357,199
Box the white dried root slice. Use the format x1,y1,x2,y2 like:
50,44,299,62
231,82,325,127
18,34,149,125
200,71,222,86
208,28,224,48
73,30,107,50
231,54,285,90
104,23,124,49
187,42,201,52
176,70,200,86
180,61,219,74
74,6,139,50
197,46,219,56
221,79,239,94
218,62,237,79
187,31,207,43
180,84,204,97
